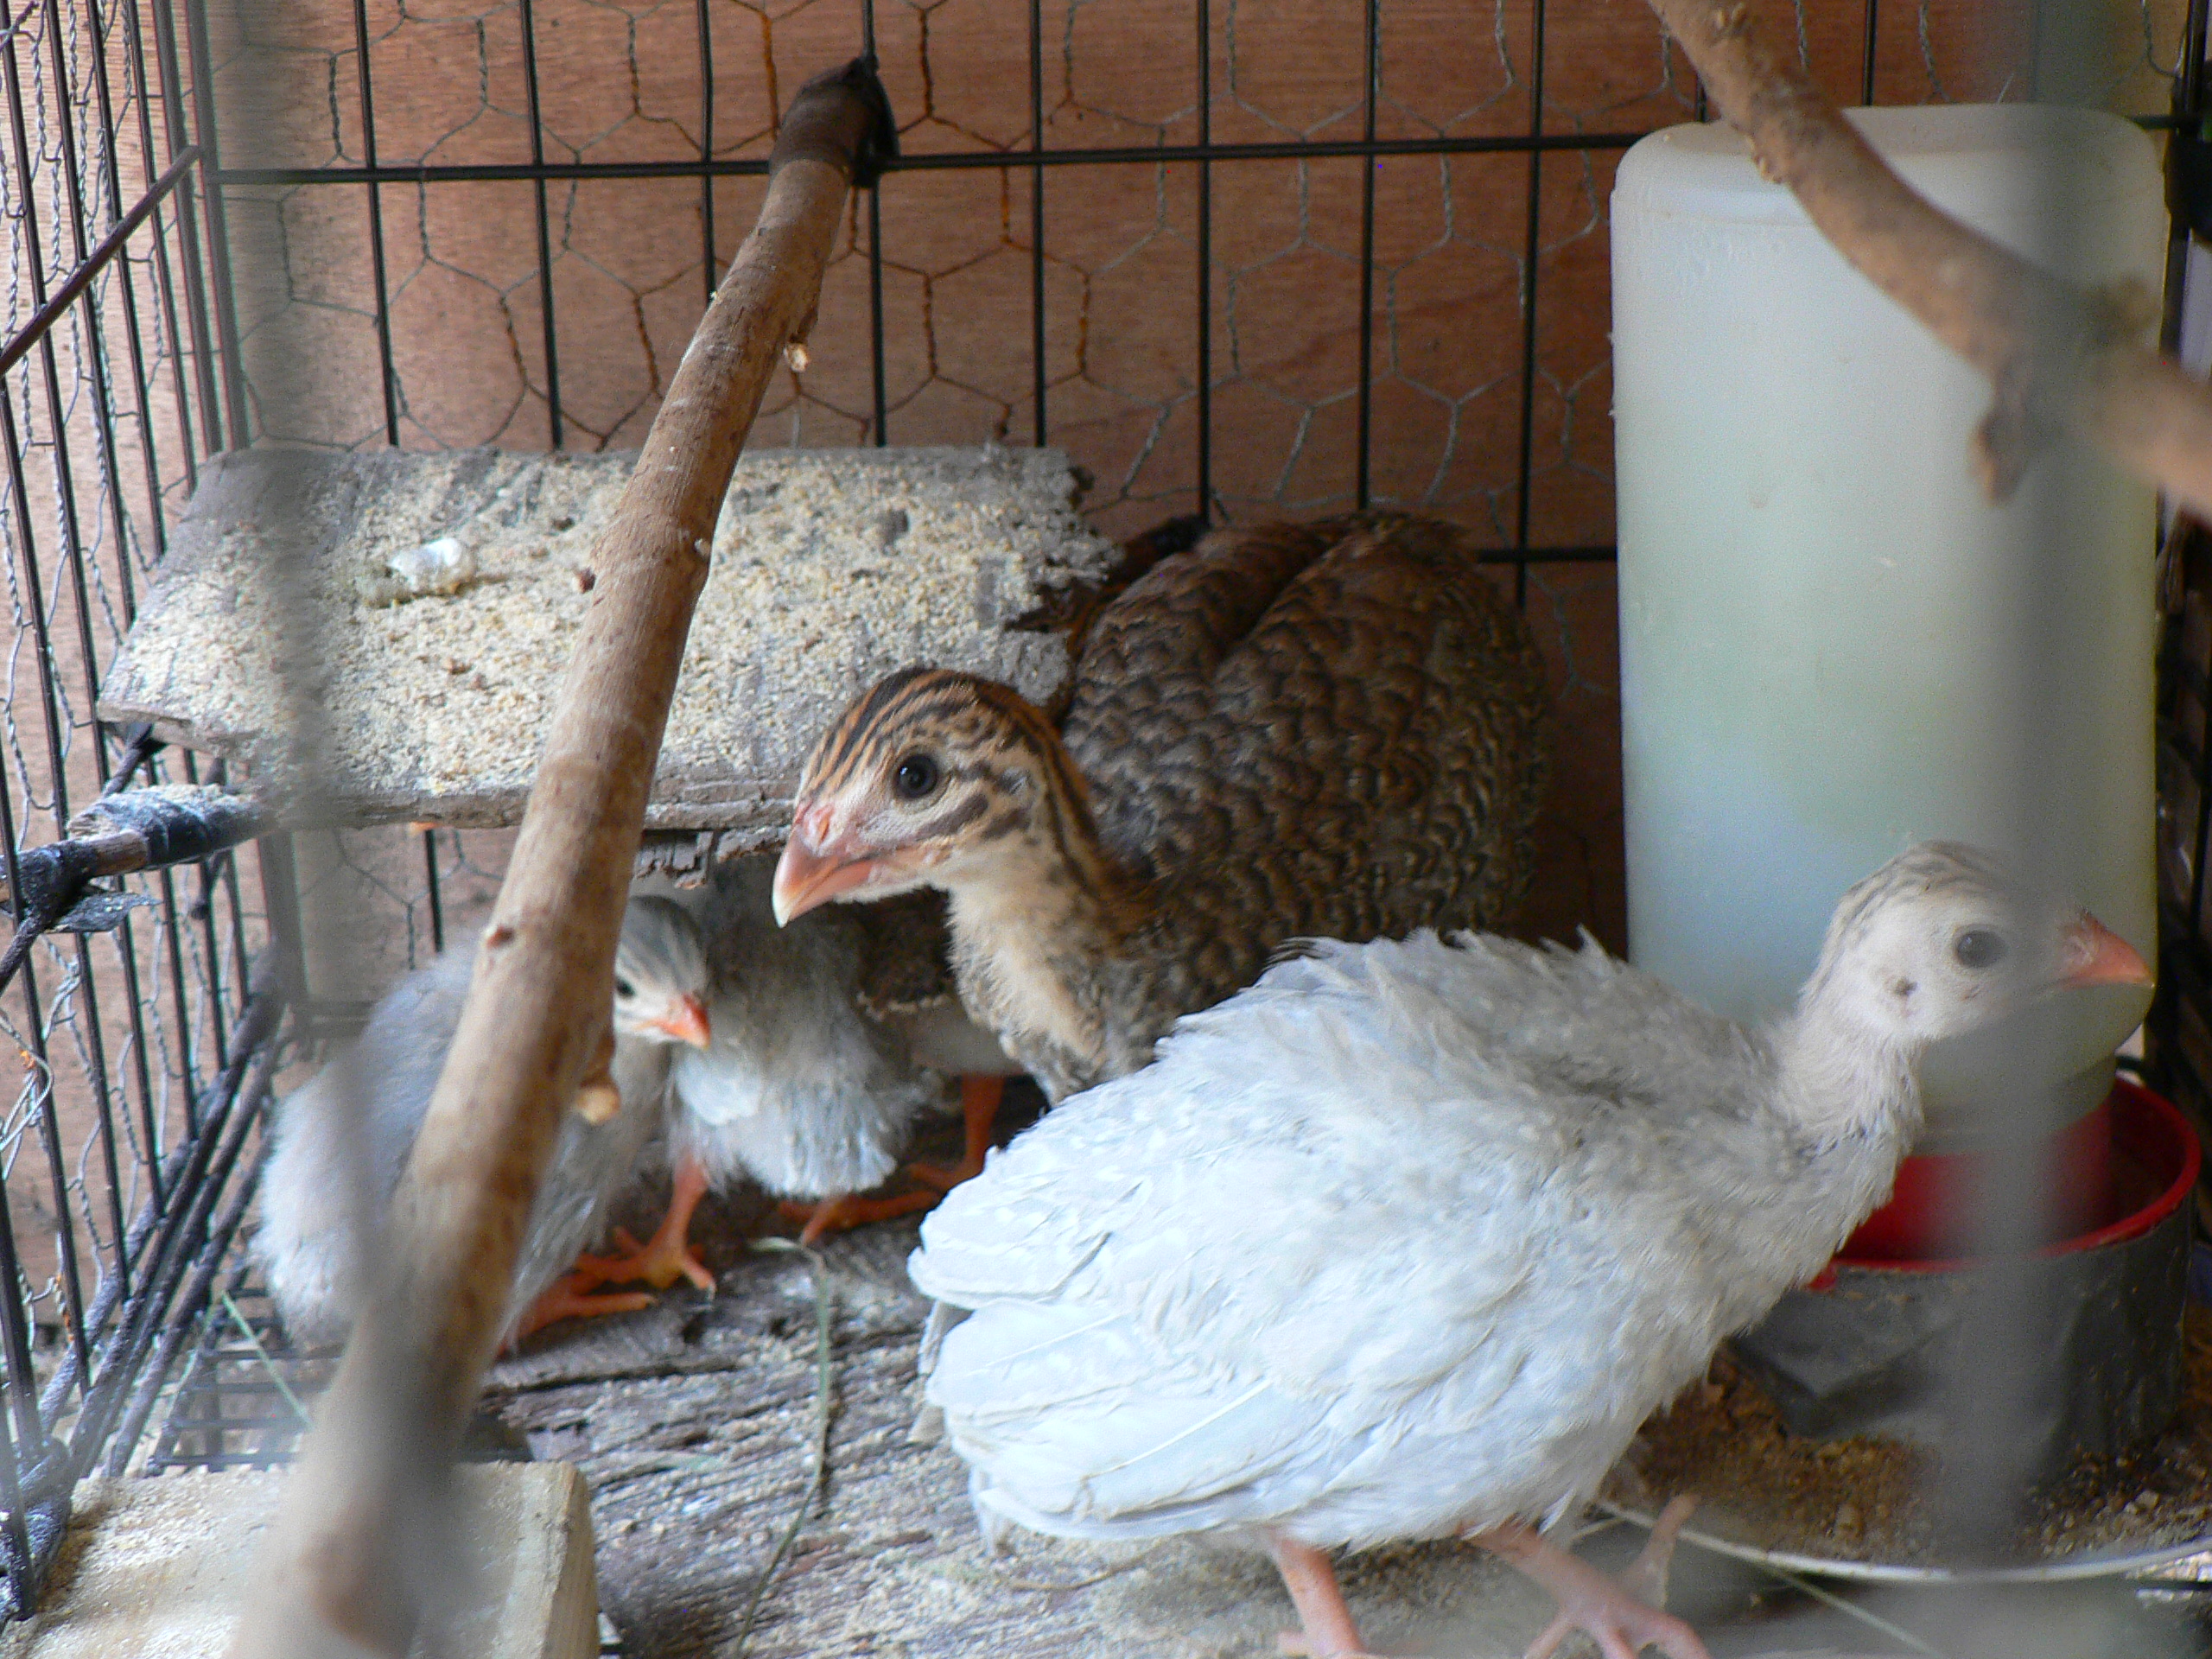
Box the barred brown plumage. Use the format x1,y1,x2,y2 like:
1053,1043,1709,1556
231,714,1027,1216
775,513,1552,1101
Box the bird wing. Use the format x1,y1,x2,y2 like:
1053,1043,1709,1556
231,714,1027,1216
1058,517,1550,1021
255,950,474,1341
1057,518,1339,871
912,932,1745,1537
1001,512,1213,721
928,1297,1343,1539
914,969,1561,1405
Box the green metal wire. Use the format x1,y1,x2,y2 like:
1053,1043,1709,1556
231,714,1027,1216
219,1289,313,1429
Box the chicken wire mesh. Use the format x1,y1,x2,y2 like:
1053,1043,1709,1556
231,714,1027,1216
0,0,2204,1635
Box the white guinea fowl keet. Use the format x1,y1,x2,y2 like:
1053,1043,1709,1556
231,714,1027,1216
569,855,1013,1289
907,843,2152,1658
254,897,712,1346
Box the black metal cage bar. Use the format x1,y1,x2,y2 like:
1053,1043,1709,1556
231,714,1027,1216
0,0,280,1614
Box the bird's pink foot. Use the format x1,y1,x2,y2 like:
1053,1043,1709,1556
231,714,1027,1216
1474,1496,1711,1659
571,1154,716,1292
1266,1533,1396,1657
1614,1495,1695,1611
505,1271,654,1346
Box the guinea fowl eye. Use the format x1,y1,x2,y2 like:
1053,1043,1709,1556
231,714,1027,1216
1953,929,2008,970
614,975,635,999
893,753,941,799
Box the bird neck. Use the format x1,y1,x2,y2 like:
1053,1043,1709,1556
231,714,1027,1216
938,738,1154,1080
1766,1000,1926,1153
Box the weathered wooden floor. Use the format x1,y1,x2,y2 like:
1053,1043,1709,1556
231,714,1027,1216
472,1126,2211,1659
480,1212,1567,1659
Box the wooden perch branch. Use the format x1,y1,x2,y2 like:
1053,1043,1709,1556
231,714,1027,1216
224,59,890,1659
1645,0,2212,518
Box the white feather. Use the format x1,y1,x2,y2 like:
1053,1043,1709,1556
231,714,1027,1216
664,855,945,1198
254,898,702,1344
912,848,2052,1554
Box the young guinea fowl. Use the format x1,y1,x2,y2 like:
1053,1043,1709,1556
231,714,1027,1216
568,855,1015,1290
907,843,2152,1658
254,898,712,1347
772,512,1551,1103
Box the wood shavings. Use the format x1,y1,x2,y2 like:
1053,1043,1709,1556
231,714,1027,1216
98,446,1118,831
1609,1311,2212,1570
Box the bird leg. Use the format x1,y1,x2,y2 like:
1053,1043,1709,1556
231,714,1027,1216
772,1185,936,1241
776,1192,863,1245
505,1270,654,1346
570,1153,717,1293
906,1074,1007,1190
1265,1534,1388,1658
1469,1496,1711,1659
771,1076,1011,1241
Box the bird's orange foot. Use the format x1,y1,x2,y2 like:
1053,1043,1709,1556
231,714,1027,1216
771,1077,1010,1241
506,1271,654,1346
776,1187,944,1244
1274,1636,1402,1657
903,1153,983,1193
572,1223,716,1294
1484,1496,1711,1659
908,1073,1006,1192
572,1155,716,1293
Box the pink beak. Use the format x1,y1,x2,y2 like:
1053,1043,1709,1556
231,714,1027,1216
651,991,713,1048
2060,914,2153,989
772,807,878,926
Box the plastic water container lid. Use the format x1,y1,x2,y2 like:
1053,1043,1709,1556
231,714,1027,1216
1613,104,2159,232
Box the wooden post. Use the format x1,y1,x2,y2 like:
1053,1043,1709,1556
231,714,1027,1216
222,60,890,1659
1643,0,2212,518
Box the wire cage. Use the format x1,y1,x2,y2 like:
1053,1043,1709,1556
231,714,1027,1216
0,0,2209,1632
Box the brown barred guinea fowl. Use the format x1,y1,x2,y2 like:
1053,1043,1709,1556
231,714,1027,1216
772,512,1551,1104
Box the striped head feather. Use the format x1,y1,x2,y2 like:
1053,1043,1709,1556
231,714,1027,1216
772,668,1142,935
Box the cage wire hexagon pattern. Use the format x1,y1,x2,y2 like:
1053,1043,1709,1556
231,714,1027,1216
0,0,2203,1628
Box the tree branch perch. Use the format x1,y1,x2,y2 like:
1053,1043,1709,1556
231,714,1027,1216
223,57,891,1659
1645,0,2212,518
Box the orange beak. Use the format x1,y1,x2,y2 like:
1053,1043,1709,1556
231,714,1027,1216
2059,914,2153,989
651,991,712,1048
772,810,878,926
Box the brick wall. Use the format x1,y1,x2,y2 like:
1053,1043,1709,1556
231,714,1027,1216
204,0,2188,950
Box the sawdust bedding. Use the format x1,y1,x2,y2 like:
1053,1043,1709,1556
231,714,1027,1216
96,446,1116,831
1611,1306,2212,1570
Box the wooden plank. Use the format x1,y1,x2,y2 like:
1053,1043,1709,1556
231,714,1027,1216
459,1464,601,1659
0,1465,598,1659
